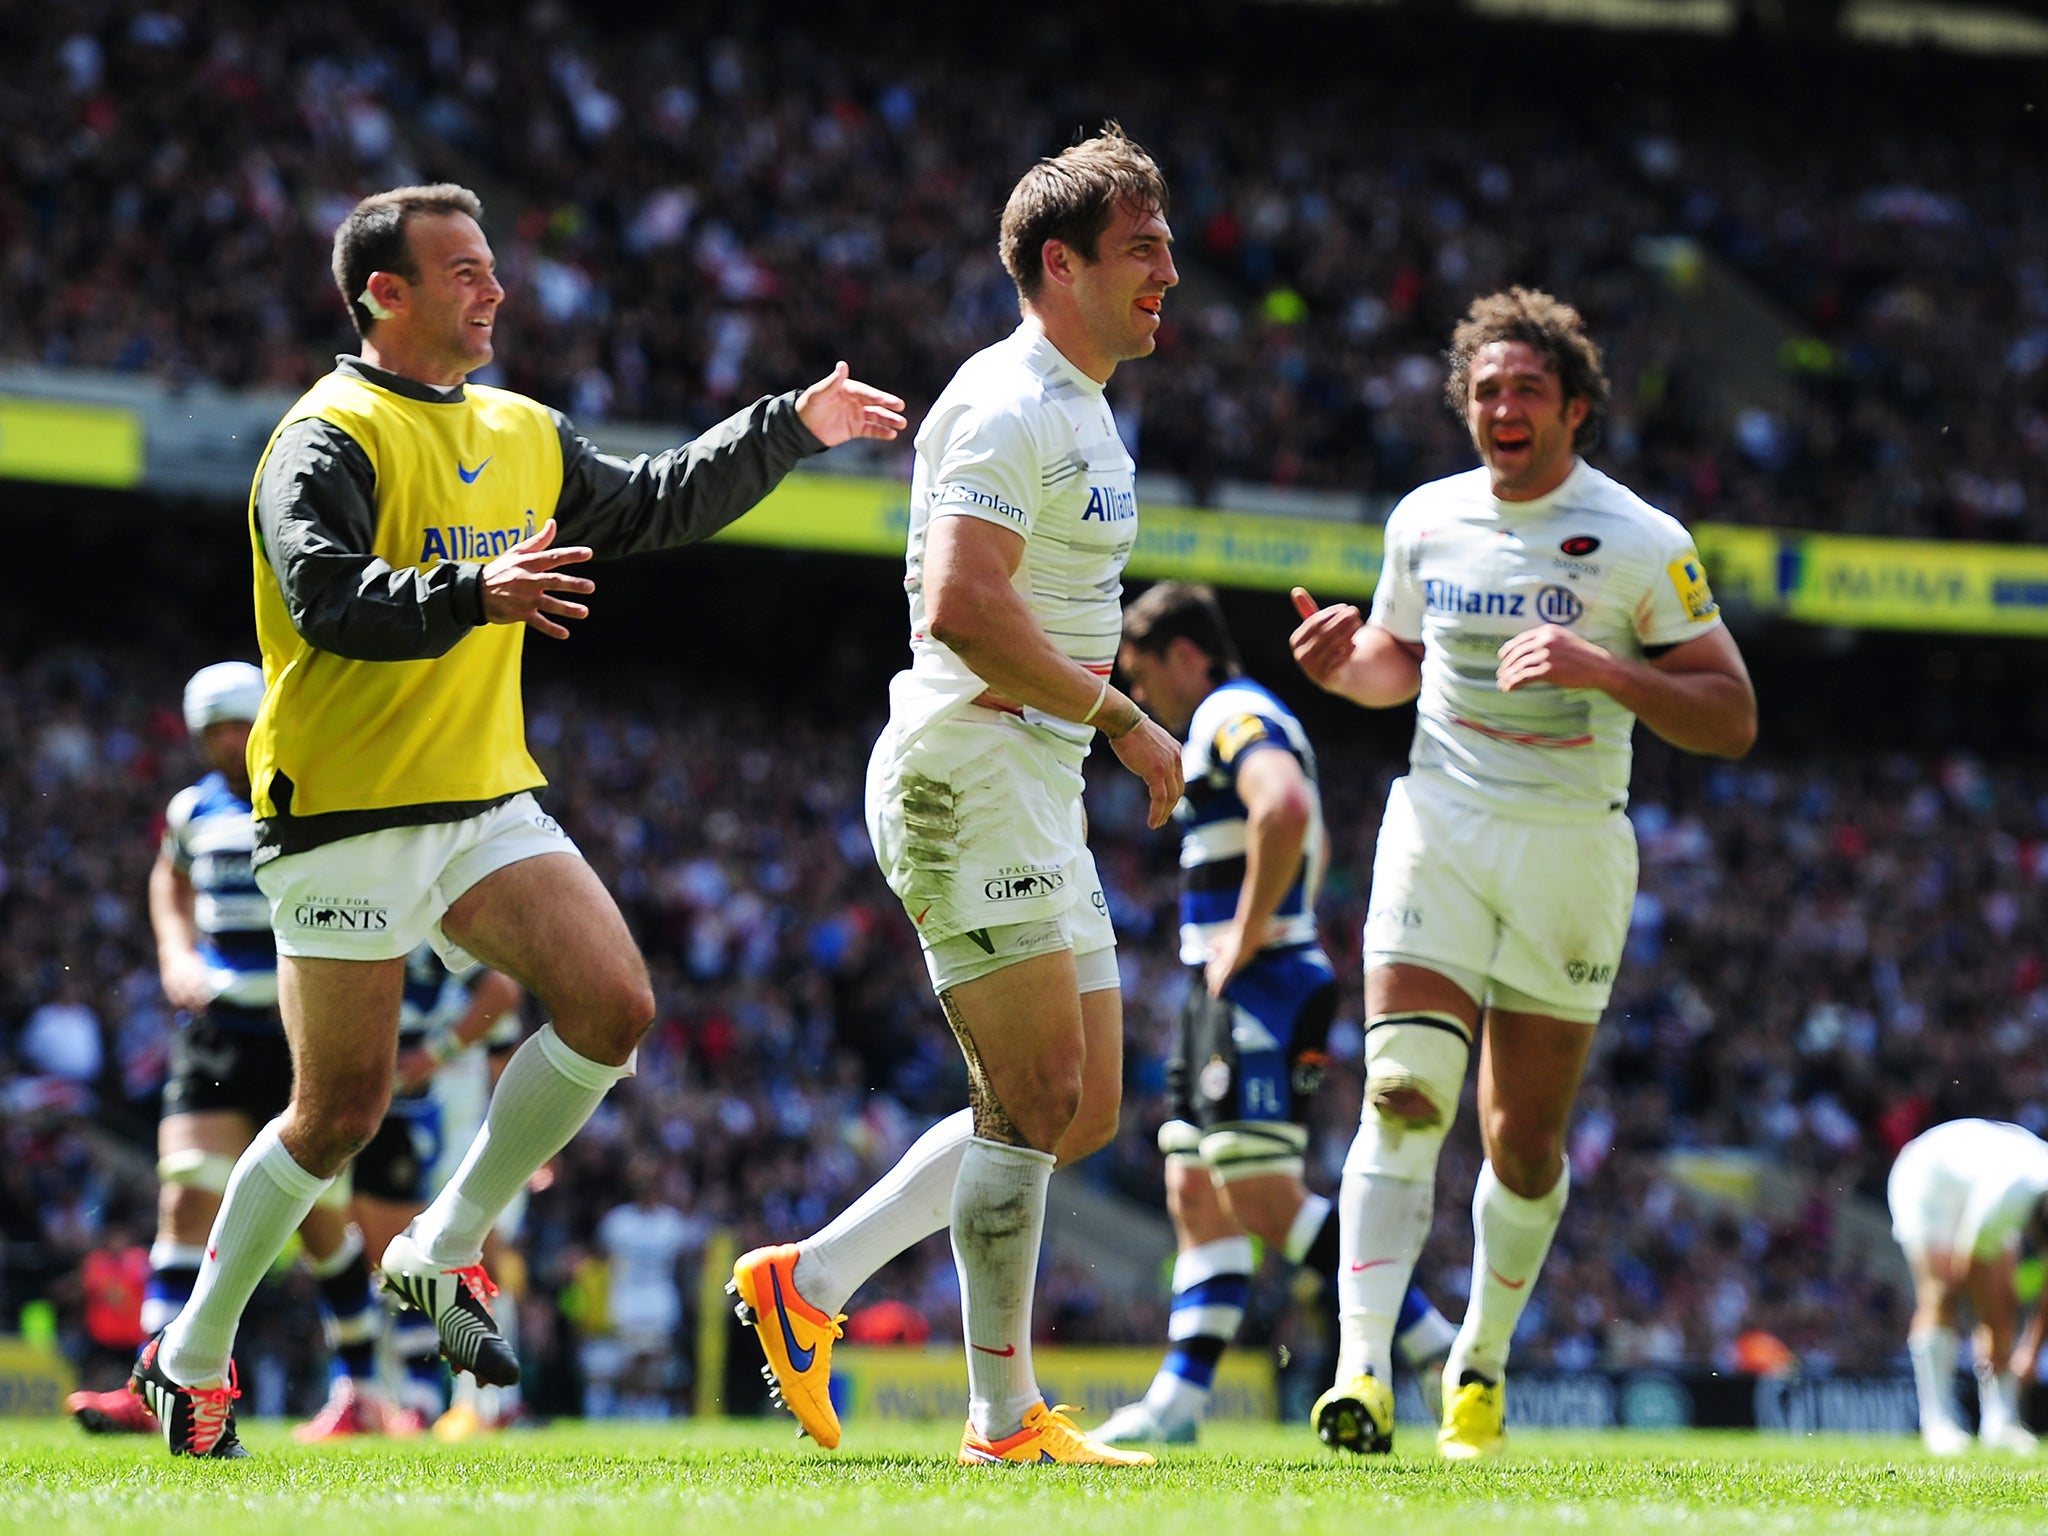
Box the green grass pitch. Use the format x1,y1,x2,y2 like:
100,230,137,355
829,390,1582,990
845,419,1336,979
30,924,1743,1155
4,1419,2045,1536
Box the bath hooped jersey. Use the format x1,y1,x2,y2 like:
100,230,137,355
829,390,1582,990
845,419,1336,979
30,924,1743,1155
161,771,278,1029
891,322,1138,745
1370,459,1723,817
1177,680,1327,966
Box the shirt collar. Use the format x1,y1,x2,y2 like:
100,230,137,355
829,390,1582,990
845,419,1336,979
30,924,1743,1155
335,354,467,404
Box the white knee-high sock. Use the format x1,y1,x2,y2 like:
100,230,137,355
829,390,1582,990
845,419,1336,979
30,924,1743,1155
411,1025,629,1266
795,1108,971,1315
1334,1159,1435,1384
1974,1352,2020,1434
952,1136,1054,1439
1910,1328,1963,1432
161,1119,331,1385
1446,1158,1569,1386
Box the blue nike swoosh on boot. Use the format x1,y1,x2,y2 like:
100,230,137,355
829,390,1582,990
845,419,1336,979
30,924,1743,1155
771,1266,816,1372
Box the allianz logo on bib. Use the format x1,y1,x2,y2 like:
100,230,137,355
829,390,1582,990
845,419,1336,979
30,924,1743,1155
1082,485,1136,522
294,896,391,932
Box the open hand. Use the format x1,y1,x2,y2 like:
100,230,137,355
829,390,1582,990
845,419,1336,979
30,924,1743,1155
797,361,908,446
481,518,596,639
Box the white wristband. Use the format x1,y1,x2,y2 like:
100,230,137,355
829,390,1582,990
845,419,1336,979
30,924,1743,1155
1080,676,1110,726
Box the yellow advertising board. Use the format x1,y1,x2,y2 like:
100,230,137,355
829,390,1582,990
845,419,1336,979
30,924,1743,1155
0,1337,77,1417
695,468,2048,638
719,472,1387,599
0,398,144,488
832,1343,1276,1424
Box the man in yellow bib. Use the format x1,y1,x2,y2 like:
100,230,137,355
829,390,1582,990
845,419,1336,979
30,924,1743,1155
132,183,904,1457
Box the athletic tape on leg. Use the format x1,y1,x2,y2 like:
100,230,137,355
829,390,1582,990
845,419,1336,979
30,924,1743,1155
1347,1012,1471,1181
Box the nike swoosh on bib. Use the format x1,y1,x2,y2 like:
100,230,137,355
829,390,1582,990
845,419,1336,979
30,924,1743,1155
771,1266,816,1371
457,457,493,484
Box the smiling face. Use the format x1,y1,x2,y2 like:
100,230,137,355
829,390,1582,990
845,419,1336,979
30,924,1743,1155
1038,201,1177,383
1464,339,1589,502
362,212,504,385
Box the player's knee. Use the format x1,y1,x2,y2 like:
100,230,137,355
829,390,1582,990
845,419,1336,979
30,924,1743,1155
1483,1106,1564,1195
1370,1084,1442,1128
160,1178,218,1242
1349,1012,1471,1181
1000,1060,1081,1153
1058,1102,1119,1163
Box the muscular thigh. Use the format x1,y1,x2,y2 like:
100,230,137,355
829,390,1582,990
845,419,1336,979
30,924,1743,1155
866,711,1087,948
1178,952,1337,1182
440,851,647,1022
940,947,1084,1150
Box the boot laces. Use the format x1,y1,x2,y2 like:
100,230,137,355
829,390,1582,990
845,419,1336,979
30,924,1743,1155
186,1365,240,1454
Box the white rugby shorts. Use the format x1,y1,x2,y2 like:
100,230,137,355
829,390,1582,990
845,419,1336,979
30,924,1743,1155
1364,774,1637,1023
866,706,1115,990
1886,1143,1975,1259
258,792,579,966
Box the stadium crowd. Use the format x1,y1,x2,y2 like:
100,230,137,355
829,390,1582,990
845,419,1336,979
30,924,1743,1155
5,600,2042,1410
2,4,2045,539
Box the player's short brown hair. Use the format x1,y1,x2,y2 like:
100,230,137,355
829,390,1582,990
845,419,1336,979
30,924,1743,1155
999,123,1169,303
1122,581,1240,686
1444,286,1610,451
331,184,485,337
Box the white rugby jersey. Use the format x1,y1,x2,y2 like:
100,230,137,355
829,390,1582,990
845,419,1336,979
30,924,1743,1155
1177,679,1325,964
1370,459,1722,816
162,772,277,1013
1899,1119,2048,1256
892,323,1138,745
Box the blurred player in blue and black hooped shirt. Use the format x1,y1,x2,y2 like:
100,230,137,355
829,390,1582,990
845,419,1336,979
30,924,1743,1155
67,663,383,1438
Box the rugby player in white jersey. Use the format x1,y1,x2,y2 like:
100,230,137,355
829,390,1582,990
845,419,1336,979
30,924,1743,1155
729,124,1182,1467
1290,287,1757,1459
1887,1118,2048,1454
1094,581,1456,1446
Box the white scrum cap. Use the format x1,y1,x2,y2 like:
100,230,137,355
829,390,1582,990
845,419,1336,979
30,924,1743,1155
182,661,266,735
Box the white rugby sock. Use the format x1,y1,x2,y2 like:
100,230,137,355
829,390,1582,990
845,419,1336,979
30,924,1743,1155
161,1119,331,1385
1909,1328,1963,1433
1446,1158,1569,1386
1975,1355,2020,1435
795,1108,971,1315
1334,1165,1434,1385
952,1137,1054,1439
411,1025,629,1267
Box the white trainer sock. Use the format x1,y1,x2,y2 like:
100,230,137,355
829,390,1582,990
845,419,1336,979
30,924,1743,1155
1446,1158,1569,1386
952,1136,1054,1439
161,1119,331,1385
795,1108,971,1315
1334,1167,1434,1384
411,1025,629,1267
1909,1329,1963,1434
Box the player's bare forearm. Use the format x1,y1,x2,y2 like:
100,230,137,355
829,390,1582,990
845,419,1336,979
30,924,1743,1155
1326,628,1424,709
924,520,1142,735
1605,628,1756,759
1232,757,1311,942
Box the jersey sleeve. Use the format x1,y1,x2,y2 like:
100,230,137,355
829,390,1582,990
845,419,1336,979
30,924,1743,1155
1636,515,1724,649
160,786,200,874
1211,709,1295,775
1368,497,1425,642
924,400,1039,538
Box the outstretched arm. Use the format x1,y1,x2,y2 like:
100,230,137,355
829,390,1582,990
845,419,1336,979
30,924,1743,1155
553,364,903,559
